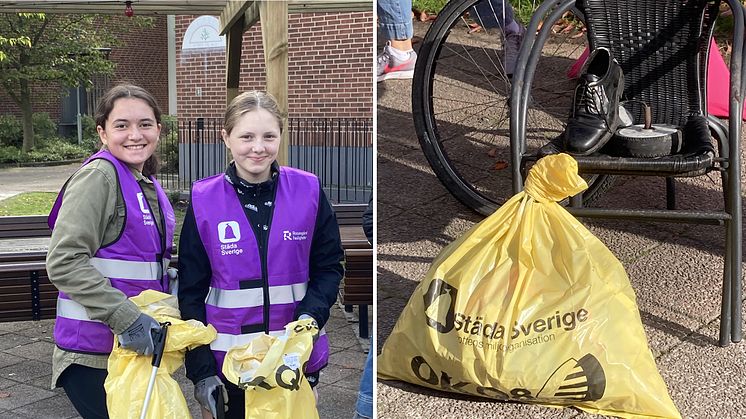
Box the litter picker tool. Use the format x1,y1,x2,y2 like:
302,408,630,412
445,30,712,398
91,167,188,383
140,322,170,419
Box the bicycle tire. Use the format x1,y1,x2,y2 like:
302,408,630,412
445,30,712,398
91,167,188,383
412,0,614,216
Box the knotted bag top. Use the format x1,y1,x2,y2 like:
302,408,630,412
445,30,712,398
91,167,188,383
523,153,588,203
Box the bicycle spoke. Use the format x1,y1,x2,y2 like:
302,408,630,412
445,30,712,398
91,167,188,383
432,98,505,118
441,43,505,90
413,0,610,215
431,74,507,99
434,104,507,143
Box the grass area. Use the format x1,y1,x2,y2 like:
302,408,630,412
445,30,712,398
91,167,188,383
412,1,738,35
0,192,187,254
412,0,449,14
412,0,537,23
0,192,57,216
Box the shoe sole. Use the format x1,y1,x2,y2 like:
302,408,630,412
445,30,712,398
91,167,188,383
377,70,414,82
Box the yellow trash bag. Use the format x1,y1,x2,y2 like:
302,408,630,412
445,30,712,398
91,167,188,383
378,154,681,419
105,290,218,418
222,318,319,419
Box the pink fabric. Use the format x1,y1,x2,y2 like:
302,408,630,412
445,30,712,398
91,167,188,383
706,39,746,119
567,46,589,79
566,40,745,119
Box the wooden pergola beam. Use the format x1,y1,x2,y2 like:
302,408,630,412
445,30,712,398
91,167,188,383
218,0,372,166
259,0,289,165
219,0,371,33
243,2,260,29
0,1,229,15
225,20,244,106
218,0,252,36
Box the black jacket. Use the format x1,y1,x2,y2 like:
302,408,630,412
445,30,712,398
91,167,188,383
178,163,345,383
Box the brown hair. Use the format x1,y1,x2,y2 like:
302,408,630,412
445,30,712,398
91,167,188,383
95,84,163,177
223,91,283,135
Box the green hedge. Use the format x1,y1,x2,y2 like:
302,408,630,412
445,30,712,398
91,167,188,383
0,112,102,164
0,114,180,165
0,115,23,148
0,137,93,164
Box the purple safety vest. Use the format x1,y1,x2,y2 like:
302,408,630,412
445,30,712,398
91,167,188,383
48,150,175,354
191,167,329,375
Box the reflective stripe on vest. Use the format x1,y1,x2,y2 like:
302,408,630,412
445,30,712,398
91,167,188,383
210,327,327,353
56,297,103,323
89,257,166,281
205,282,308,308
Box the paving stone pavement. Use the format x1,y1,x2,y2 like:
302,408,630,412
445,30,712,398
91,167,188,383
0,163,79,201
375,20,746,419
0,304,370,418
0,159,371,418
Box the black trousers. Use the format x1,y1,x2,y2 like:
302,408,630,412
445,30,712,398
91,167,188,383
224,380,246,419
222,370,320,418
58,364,109,419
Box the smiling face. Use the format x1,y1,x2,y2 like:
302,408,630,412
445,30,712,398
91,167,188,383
97,97,161,171
222,108,281,183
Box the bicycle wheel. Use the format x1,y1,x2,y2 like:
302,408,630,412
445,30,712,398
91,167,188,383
413,0,614,216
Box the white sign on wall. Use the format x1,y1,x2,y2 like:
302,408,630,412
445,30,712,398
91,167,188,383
182,16,225,51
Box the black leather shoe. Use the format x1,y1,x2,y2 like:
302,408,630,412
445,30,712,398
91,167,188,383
563,48,624,155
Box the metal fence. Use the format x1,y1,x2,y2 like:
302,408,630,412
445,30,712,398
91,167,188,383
157,117,373,204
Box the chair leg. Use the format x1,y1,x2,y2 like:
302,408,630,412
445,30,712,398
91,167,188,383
718,147,732,345
729,195,742,343
720,222,732,346
666,177,676,210
569,194,583,208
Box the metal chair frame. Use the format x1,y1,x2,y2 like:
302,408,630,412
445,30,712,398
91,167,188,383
509,0,745,346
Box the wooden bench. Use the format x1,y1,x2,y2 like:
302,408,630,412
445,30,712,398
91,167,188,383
0,261,56,322
0,216,54,321
333,203,373,339
0,205,374,339
0,215,50,239
334,203,368,224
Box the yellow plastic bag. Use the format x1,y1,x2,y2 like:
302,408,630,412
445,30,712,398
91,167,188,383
378,154,681,419
105,290,218,419
222,319,319,419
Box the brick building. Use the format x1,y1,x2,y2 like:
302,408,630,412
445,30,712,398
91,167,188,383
0,15,170,126
176,13,373,120
0,12,373,124
171,12,373,201
0,11,374,202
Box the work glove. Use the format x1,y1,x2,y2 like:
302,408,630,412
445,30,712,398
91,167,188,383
116,313,161,356
195,375,229,418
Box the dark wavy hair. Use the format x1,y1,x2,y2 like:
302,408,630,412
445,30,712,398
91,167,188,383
95,84,163,177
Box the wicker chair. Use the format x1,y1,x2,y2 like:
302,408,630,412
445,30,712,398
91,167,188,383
509,0,745,346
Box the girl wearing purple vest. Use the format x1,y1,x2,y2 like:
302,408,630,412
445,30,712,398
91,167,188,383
178,91,344,418
46,85,175,419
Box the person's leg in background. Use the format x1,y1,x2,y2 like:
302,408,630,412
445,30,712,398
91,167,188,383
470,0,526,77
353,342,373,419
377,0,418,82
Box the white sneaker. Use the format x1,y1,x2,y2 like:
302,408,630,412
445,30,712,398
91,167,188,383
377,41,417,82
